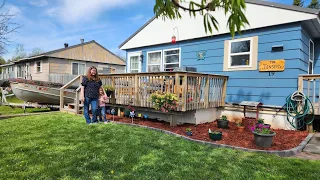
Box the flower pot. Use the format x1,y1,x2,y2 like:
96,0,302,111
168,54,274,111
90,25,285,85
253,131,276,148
120,112,124,117
217,119,229,129
237,126,245,132
106,90,113,97
186,131,192,136
137,113,142,118
143,115,148,119
209,131,222,141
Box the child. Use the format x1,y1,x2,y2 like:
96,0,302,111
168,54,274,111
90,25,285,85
97,88,109,124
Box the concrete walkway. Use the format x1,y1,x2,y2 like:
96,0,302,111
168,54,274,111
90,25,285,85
291,133,320,160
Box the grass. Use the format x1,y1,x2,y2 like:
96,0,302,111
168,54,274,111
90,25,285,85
0,112,319,179
0,106,51,115
6,95,24,103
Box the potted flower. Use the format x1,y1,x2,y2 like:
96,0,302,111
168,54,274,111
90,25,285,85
103,85,115,97
186,128,192,136
251,124,276,148
217,115,229,129
256,118,271,129
208,129,222,141
236,122,245,132
150,91,178,112
124,106,134,117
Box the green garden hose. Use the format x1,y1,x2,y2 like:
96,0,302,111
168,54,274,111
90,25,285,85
285,91,315,130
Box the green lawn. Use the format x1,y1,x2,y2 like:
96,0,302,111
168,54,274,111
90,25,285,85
6,95,25,103
0,112,319,179
0,106,51,115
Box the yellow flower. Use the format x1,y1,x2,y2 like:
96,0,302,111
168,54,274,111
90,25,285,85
111,170,114,174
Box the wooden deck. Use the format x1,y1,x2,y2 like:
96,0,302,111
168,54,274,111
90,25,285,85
298,74,320,115
99,71,228,112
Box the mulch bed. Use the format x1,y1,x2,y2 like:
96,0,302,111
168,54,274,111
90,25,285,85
106,114,309,151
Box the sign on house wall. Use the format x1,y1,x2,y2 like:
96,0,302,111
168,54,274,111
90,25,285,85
259,60,285,72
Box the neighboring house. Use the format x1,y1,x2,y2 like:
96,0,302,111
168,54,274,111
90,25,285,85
119,0,320,107
0,40,126,83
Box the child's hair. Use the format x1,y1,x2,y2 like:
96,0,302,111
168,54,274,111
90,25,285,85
99,88,104,96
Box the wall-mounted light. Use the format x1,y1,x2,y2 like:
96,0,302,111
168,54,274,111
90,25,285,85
271,45,284,52
140,54,144,62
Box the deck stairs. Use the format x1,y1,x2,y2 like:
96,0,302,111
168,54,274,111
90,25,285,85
63,102,84,115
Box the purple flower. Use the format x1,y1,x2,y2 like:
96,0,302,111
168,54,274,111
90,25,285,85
251,126,255,132
257,124,263,128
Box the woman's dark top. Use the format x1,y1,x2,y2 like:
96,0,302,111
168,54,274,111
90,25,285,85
81,76,102,99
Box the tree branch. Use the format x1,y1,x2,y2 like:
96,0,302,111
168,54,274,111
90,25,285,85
171,0,212,12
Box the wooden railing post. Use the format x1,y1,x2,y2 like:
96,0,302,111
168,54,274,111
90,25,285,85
221,77,227,107
134,74,140,106
175,73,181,111
298,76,303,93
204,75,210,108
181,73,187,111
110,77,116,104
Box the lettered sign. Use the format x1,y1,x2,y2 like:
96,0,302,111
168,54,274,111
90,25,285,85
259,60,285,72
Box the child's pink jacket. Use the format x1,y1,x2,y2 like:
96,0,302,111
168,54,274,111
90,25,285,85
99,95,108,107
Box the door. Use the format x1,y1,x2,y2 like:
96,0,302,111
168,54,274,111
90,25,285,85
128,52,141,73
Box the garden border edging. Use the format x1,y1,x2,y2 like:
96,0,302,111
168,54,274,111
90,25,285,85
112,121,314,157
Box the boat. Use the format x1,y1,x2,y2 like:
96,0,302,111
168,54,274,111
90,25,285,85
7,78,78,105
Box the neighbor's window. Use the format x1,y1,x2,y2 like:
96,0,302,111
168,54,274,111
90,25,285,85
36,61,42,72
147,51,162,72
163,49,180,71
72,62,85,75
228,38,252,68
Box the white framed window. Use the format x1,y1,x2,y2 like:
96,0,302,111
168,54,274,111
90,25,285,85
35,61,42,73
308,39,314,75
72,62,86,75
147,51,162,72
127,52,142,73
228,37,253,68
163,48,180,71
17,65,24,78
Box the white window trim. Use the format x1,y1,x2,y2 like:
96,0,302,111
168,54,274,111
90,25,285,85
227,37,253,69
147,50,162,72
163,48,181,71
308,39,314,75
127,51,142,73
35,60,42,73
71,62,86,75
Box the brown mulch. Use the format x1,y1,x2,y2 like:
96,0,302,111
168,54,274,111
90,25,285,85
106,114,309,151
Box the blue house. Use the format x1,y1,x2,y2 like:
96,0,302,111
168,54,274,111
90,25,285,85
118,0,320,108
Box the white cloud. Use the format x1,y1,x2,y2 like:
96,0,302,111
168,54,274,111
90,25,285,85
45,0,140,24
29,0,48,7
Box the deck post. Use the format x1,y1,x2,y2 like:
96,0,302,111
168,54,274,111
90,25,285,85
181,73,187,111
134,74,140,106
204,75,210,108
110,77,116,104
221,77,227,107
175,73,181,111
60,89,64,111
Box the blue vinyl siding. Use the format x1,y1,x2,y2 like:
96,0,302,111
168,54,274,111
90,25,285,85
126,22,308,106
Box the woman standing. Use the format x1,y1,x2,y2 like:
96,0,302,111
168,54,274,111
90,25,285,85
80,66,102,124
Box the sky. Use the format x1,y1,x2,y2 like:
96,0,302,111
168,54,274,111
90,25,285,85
0,0,316,60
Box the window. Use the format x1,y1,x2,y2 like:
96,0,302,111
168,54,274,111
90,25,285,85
229,38,252,68
36,61,42,73
72,62,85,75
127,52,141,73
129,56,139,73
309,40,314,74
17,65,24,78
163,49,180,71
147,51,162,72
223,36,258,71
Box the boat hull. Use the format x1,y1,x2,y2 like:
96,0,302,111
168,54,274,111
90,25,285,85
10,82,76,105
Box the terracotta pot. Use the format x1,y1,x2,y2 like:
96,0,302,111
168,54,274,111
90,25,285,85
238,126,245,132
120,112,124,117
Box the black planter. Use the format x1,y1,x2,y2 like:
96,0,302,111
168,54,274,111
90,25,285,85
217,119,229,129
186,131,192,136
209,132,222,141
253,131,276,148
106,90,113,97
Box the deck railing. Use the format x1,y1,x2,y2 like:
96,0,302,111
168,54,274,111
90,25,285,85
99,72,228,112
